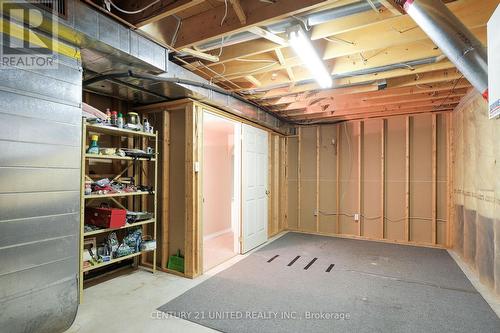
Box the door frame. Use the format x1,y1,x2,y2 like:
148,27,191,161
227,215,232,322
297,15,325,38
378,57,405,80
200,110,242,272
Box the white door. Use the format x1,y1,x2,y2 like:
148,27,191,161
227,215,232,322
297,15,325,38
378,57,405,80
241,124,269,253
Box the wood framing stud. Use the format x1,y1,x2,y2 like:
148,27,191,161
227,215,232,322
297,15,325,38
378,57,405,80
298,127,302,230
275,48,295,83
180,48,220,62
381,119,386,239
358,121,363,237
245,75,262,87
446,112,453,248
336,126,340,234
161,111,170,268
230,0,247,24
405,116,411,242
316,126,320,233
248,26,288,46
432,114,437,244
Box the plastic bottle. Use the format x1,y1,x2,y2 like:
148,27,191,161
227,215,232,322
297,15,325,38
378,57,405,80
87,135,100,154
105,108,111,125
117,112,124,128
111,111,118,126
143,118,150,133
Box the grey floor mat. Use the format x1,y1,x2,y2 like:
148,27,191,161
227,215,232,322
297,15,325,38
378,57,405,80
158,232,500,333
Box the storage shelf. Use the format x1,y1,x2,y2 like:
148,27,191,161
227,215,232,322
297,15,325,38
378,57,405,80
86,124,156,138
85,154,156,162
84,191,153,199
82,249,154,272
84,218,155,236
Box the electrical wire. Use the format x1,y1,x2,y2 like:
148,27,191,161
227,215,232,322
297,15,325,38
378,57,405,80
434,75,464,110
109,0,159,15
318,211,447,223
221,0,228,26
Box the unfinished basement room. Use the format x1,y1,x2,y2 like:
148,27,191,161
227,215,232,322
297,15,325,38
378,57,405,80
1,0,500,332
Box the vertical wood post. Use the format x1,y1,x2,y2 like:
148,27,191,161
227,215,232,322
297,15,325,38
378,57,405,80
297,127,302,230
316,126,320,232
432,114,437,244
358,121,363,237
161,111,170,269
405,116,411,242
381,119,386,239
336,125,341,234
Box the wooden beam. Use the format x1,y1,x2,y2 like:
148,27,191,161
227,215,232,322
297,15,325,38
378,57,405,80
405,116,411,242
278,88,469,111
381,119,386,239
336,125,340,234
254,74,469,101
180,48,220,62
298,127,302,229
230,0,246,25
316,126,320,232
322,0,494,60
245,75,262,87
161,111,170,269
432,113,437,244
275,49,295,83
387,68,463,89
251,60,457,90
288,105,457,122
378,0,405,15
283,96,463,118
131,0,205,28
311,4,398,40
358,121,363,237
446,112,453,248
248,27,287,46
157,0,336,49
252,82,379,100
215,32,470,81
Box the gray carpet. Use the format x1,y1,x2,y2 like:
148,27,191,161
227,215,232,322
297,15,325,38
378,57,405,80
158,232,500,333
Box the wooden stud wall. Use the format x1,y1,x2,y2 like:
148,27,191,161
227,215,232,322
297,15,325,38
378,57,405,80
138,99,287,278
287,112,451,248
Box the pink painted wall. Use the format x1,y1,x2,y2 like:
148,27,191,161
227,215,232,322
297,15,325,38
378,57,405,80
203,118,235,237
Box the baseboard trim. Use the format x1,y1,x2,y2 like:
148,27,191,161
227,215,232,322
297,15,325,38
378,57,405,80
204,228,233,241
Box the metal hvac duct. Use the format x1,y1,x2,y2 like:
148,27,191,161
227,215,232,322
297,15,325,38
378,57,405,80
400,0,488,99
197,1,381,51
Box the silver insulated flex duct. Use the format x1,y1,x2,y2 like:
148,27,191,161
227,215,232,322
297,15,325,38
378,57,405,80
401,0,488,99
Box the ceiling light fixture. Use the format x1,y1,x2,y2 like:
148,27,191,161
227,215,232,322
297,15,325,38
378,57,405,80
287,25,332,89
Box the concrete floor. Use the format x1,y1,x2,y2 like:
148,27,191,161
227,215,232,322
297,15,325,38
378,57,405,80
68,232,500,332
69,261,232,332
68,233,284,333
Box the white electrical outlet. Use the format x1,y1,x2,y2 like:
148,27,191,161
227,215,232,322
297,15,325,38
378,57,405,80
354,213,360,222
313,209,318,216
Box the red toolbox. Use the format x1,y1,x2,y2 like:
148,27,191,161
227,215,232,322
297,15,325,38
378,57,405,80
85,204,126,228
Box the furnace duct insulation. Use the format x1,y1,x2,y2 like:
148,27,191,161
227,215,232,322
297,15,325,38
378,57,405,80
400,0,488,99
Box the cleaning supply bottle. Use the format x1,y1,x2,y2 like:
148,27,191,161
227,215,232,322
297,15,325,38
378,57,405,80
117,112,124,128
143,117,150,133
105,108,111,124
87,135,100,154
111,111,118,126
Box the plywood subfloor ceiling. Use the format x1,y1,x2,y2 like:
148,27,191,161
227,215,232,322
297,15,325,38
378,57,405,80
105,0,495,123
